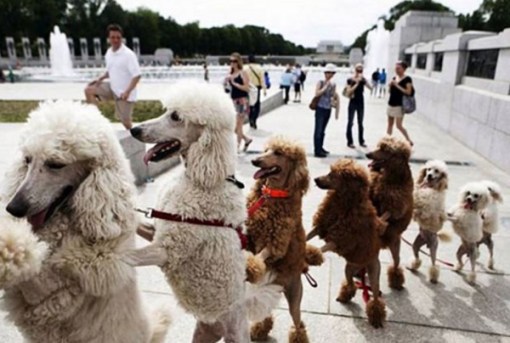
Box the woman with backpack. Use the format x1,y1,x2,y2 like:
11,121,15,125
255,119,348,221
387,61,414,146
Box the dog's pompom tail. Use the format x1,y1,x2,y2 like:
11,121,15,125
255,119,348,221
305,244,324,266
245,252,266,283
0,217,48,288
429,265,440,284
149,306,172,343
245,273,282,322
437,230,452,243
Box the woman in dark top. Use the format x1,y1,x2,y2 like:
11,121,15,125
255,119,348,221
387,61,414,146
227,52,253,152
346,63,372,148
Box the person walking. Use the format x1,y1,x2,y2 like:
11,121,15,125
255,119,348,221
387,61,414,146
345,63,372,148
378,68,387,98
84,24,141,130
371,68,380,97
0,68,5,83
279,68,293,104
227,52,253,152
292,64,302,102
245,55,266,129
203,63,209,82
313,63,338,158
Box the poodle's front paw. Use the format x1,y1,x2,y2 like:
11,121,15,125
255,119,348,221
337,282,356,303
409,258,422,271
245,253,266,283
366,298,386,328
488,257,495,270
387,266,405,290
0,218,48,288
454,263,463,272
467,271,476,284
289,322,309,343
250,317,273,341
429,265,440,284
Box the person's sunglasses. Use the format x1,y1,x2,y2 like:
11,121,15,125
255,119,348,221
229,60,237,63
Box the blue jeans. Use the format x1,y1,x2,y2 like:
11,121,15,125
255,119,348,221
314,107,331,154
347,101,365,145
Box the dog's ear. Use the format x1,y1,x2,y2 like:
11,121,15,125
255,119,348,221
0,155,28,206
186,128,235,189
437,173,448,192
71,160,136,240
489,188,503,203
416,167,426,185
288,159,309,195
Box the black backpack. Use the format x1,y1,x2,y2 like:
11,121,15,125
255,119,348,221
299,70,306,83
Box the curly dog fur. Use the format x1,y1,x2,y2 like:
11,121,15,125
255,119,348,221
367,137,414,290
411,160,449,283
478,180,503,269
246,136,322,342
308,159,387,327
126,83,280,342
0,101,169,342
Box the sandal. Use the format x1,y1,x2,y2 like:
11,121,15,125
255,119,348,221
243,139,253,152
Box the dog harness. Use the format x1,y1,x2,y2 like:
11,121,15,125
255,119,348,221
247,185,290,217
136,207,247,249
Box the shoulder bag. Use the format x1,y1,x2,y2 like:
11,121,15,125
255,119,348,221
309,81,324,110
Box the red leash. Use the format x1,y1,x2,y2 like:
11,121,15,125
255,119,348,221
401,236,454,267
135,208,247,249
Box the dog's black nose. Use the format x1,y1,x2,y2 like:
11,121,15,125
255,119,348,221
130,126,143,139
6,202,28,218
365,152,373,159
251,159,261,167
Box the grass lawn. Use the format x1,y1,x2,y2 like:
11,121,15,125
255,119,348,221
0,100,164,123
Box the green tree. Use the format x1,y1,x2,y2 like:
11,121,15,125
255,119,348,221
479,0,510,32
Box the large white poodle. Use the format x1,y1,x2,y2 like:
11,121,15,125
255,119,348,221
478,180,503,269
127,82,280,342
0,101,170,342
409,160,449,283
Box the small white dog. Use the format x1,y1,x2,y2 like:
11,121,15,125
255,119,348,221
410,160,449,283
447,182,490,283
126,83,280,342
477,180,503,269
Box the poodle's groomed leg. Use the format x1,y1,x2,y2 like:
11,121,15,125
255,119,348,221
409,230,425,270
455,244,467,271
221,303,250,343
467,243,477,284
192,321,222,343
306,227,318,241
366,258,386,328
285,275,309,343
123,244,168,267
320,241,336,253
482,233,495,269
337,263,358,303
250,316,273,341
428,232,440,283
388,238,405,290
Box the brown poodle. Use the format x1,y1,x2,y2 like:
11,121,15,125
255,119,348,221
366,136,414,290
307,159,387,328
246,136,323,343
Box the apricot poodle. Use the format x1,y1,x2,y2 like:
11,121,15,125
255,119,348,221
308,159,387,328
366,136,414,290
246,136,323,343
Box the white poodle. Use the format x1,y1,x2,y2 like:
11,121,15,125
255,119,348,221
126,82,280,342
477,180,503,269
447,181,490,284
409,160,449,283
0,101,170,342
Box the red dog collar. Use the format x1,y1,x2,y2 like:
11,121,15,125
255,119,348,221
248,185,289,217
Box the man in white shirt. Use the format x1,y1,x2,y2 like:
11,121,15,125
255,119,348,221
84,24,141,129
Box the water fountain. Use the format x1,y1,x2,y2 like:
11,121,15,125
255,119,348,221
363,19,390,76
49,26,75,77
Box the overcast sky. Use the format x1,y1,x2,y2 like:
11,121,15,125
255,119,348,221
117,0,482,47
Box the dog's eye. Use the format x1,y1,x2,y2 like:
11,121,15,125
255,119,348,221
46,161,66,170
170,111,181,122
473,194,479,198
274,150,282,156
24,156,32,165
466,191,471,196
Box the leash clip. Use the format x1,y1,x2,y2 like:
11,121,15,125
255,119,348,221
135,207,154,219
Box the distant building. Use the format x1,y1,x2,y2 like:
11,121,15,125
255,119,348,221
316,40,344,54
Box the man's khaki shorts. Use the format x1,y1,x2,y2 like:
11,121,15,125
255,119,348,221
94,82,134,123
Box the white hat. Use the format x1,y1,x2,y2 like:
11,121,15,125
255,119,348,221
324,63,337,73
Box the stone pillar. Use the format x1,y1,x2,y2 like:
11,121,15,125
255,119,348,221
67,38,75,58
132,37,141,56
21,38,31,59
93,38,102,60
6,37,16,60
388,11,460,73
37,38,47,60
80,38,88,61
